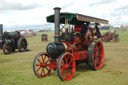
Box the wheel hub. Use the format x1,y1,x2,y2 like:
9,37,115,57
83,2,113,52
97,53,100,57
41,63,46,67
64,64,70,69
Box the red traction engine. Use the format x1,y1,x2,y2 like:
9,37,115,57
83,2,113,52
33,7,109,81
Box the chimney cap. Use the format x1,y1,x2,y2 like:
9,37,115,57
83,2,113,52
53,7,61,10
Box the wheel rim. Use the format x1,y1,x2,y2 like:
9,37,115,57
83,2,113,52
85,29,94,44
58,53,75,81
93,41,104,70
33,53,52,78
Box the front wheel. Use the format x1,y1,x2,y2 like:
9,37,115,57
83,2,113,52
3,43,12,54
87,40,104,70
57,52,76,81
33,52,52,78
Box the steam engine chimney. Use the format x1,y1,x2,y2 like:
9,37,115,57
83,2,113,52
0,24,3,36
53,7,61,43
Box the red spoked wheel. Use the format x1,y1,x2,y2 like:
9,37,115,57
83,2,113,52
101,36,107,42
84,29,94,45
33,52,52,78
57,52,76,81
88,40,104,70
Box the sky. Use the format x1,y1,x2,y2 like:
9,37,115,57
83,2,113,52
0,0,128,30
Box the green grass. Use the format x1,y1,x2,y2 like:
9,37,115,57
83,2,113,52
0,30,128,85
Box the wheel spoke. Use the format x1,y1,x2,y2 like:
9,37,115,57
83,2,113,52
36,64,41,66
99,46,102,50
98,58,101,64
61,66,65,69
69,60,72,65
41,68,43,76
68,59,72,65
64,69,69,78
41,57,44,63
46,64,52,67
45,58,50,64
43,55,46,62
66,55,69,63
97,58,100,64
69,68,73,74
37,66,41,72
42,68,45,75
61,69,65,75
38,59,42,64
66,69,69,78
61,61,65,66
70,65,73,67
45,67,50,72
64,56,68,64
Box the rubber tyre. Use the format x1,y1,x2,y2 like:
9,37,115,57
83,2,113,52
17,37,27,52
3,43,12,54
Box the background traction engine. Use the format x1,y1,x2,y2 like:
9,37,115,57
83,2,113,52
0,24,28,54
101,31,119,42
33,7,108,81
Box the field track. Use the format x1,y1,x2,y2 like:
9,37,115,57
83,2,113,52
0,30,128,85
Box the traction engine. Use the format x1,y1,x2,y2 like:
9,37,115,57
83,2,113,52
33,7,109,81
0,24,28,54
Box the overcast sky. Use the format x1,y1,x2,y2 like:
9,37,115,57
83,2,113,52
0,0,128,28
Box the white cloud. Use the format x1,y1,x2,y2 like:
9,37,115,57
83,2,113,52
0,0,128,28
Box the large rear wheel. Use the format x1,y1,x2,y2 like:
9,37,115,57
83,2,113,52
57,52,76,81
17,37,27,52
83,29,94,45
87,40,104,70
33,52,52,78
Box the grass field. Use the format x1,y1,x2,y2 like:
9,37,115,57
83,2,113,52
0,30,128,85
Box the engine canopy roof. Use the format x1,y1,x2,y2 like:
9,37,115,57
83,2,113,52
46,12,109,25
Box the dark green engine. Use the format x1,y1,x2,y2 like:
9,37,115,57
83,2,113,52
0,24,28,54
